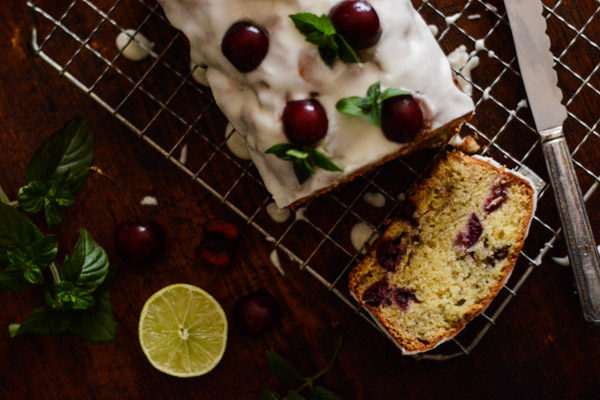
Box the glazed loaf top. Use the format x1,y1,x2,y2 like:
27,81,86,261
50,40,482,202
158,0,474,207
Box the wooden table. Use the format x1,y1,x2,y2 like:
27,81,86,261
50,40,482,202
1,1,599,398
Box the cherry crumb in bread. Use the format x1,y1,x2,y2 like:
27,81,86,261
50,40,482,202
114,221,165,264
221,21,269,72
381,95,424,143
234,290,281,335
282,99,328,146
329,0,382,50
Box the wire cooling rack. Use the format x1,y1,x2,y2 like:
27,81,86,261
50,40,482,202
26,0,600,359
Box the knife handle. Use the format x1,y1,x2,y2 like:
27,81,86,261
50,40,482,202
541,131,600,325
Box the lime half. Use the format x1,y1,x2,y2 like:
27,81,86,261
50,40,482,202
138,284,228,377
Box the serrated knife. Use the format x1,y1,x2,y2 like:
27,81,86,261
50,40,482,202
505,0,600,325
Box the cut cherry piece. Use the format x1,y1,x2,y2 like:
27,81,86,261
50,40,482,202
483,177,509,214
376,236,406,272
114,221,165,264
329,0,382,50
234,289,281,335
381,95,424,144
392,287,418,311
362,277,391,307
282,99,329,146
221,21,269,72
199,219,240,268
455,213,483,249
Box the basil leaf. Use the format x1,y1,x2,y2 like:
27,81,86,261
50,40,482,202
335,97,366,117
293,161,312,184
381,88,412,101
29,236,59,266
367,107,382,127
0,202,44,249
0,184,9,205
308,386,342,400
311,150,343,172
23,265,44,285
335,34,360,64
9,307,70,338
286,149,309,159
46,281,96,311
366,82,381,100
286,391,306,400
68,288,116,342
60,229,109,292
25,118,93,192
17,181,47,213
289,13,335,36
260,387,283,400
266,350,305,386
318,46,337,67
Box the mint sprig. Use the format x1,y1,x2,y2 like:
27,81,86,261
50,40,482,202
289,13,360,67
336,82,412,126
261,337,343,400
17,118,93,226
266,143,343,184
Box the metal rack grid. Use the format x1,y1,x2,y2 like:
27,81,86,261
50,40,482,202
25,0,600,360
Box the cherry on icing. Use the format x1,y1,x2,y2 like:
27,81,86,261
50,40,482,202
221,21,269,72
329,0,382,50
282,99,329,146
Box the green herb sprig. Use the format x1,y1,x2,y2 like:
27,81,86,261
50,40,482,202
266,143,343,184
0,118,116,342
289,13,359,67
336,82,412,126
261,337,343,400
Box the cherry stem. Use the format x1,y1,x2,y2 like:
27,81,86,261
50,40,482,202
89,166,140,221
295,336,343,393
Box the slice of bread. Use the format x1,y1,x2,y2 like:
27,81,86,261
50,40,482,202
348,151,535,354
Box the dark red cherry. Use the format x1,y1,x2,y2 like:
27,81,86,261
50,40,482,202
282,99,328,145
381,95,423,143
221,21,269,72
114,221,165,264
329,0,382,50
234,290,281,335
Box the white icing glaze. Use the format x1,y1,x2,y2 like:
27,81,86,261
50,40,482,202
487,50,496,58
447,45,479,96
190,62,209,86
363,191,386,208
158,0,474,207
115,29,154,61
224,123,252,160
484,2,499,13
474,39,485,52
266,202,291,223
482,86,491,100
397,192,407,202
517,99,529,110
140,195,158,206
445,13,460,25
179,144,188,164
269,249,285,275
467,14,481,20
350,222,377,251
428,24,439,37
448,134,466,147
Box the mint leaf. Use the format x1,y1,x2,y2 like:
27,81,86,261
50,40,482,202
311,150,343,172
260,387,283,400
10,307,70,338
266,350,305,387
0,184,9,205
46,281,96,311
25,118,93,191
289,13,360,67
68,288,116,342
293,161,312,184
308,386,342,400
23,266,44,285
60,229,109,292
266,143,297,158
0,202,44,249
286,149,309,160
337,82,412,127
17,181,47,213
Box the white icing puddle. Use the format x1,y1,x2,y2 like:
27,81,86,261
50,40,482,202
179,144,188,165
190,62,209,86
224,123,251,160
269,249,285,276
445,13,461,25
266,202,291,223
447,45,480,96
115,29,154,61
140,195,158,206
363,192,386,208
428,24,439,37
350,222,377,251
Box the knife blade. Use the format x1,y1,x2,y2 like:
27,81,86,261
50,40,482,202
505,0,600,325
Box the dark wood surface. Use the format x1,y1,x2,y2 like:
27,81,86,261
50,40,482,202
1,1,600,399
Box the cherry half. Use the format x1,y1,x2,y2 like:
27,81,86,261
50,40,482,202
329,0,382,50
114,221,165,264
381,95,424,143
282,99,329,146
234,290,281,335
221,21,269,73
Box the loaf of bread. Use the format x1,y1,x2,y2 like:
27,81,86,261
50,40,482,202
158,0,474,208
348,151,536,354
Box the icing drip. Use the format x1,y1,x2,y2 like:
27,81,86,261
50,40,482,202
363,192,386,208
447,45,479,96
266,202,291,223
350,222,377,251
115,29,154,61
224,123,252,160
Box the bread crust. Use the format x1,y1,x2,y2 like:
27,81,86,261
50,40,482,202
348,151,535,354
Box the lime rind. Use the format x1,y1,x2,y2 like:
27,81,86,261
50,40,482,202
138,283,228,378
